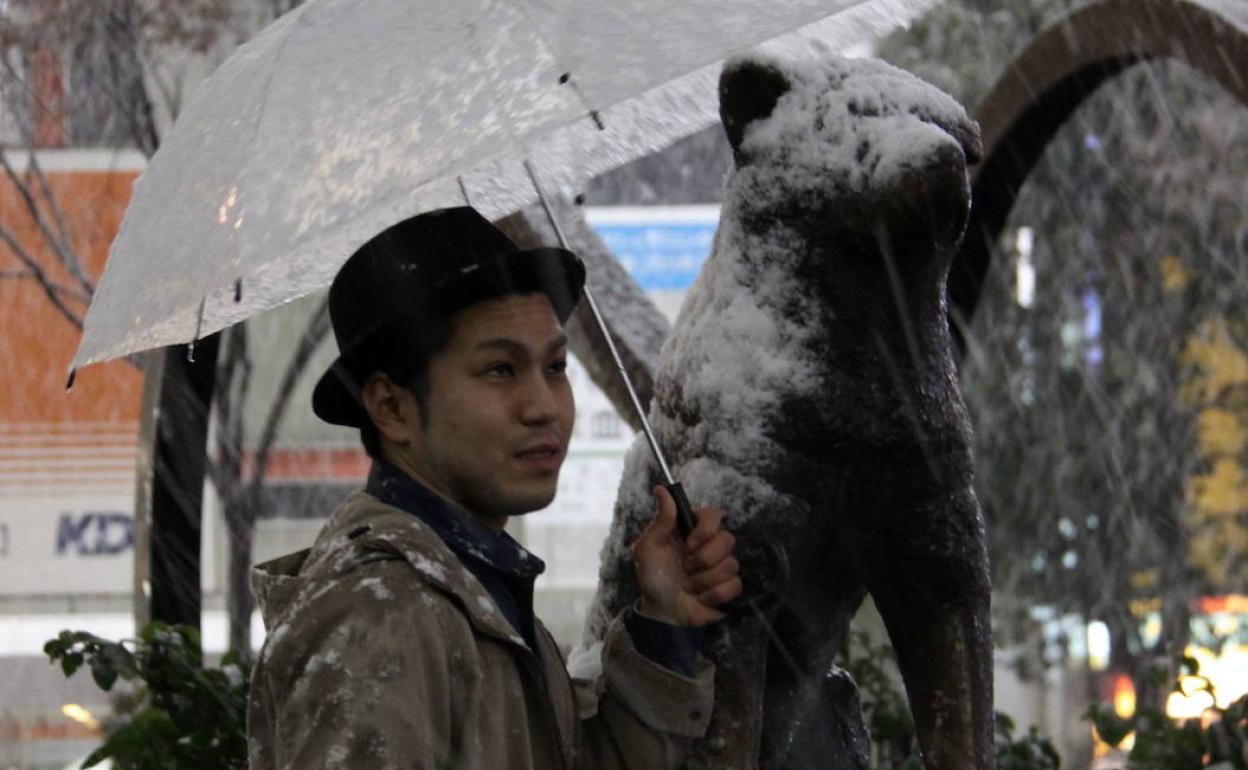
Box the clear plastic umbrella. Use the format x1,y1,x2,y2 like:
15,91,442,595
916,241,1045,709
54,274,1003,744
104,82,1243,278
71,0,938,371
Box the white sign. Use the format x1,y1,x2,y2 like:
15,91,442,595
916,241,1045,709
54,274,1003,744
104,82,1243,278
0,491,135,596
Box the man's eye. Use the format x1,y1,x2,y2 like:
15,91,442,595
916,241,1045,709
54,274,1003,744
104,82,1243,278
548,359,568,375
483,363,515,377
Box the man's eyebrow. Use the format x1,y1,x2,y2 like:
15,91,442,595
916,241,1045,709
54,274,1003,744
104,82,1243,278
473,334,568,354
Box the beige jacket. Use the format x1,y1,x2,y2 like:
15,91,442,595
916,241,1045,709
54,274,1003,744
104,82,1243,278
247,491,714,770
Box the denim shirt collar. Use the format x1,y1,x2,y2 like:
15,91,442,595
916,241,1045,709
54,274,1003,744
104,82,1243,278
365,460,545,580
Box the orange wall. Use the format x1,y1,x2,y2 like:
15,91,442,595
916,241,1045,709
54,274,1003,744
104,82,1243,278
0,169,143,426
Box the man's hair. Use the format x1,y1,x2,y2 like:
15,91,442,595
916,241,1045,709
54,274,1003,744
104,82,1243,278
357,312,453,460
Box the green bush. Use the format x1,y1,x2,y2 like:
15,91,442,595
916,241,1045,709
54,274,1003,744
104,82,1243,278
44,623,249,770
995,713,1063,770
1083,657,1248,770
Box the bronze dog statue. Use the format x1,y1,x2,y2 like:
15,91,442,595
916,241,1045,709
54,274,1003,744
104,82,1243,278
581,52,993,770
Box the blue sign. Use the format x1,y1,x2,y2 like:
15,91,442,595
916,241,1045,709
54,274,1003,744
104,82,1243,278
587,208,720,291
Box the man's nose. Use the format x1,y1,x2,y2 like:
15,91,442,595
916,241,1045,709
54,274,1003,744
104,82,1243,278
518,373,559,425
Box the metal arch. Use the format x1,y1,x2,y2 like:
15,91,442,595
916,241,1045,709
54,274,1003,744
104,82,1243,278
950,0,1248,326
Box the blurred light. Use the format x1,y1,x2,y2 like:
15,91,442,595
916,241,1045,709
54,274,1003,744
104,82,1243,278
1140,613,1162,647
1064,616,1089,660
1015,226,1034,255
1060,320,1082,359
1082,287,1103,366
1168,640,1248,713
1087,621,1110,671
1082,288,1102,339
1086,514,1100,530
1014,227,1035,308
1167,678,1215,719
62,703,99,731
1196,594,1248,614
1129,597,1162,617
1091,732,1111,759
1062,550,1078,569
1098,673,1138,753
1058,517,1077,539
1113,674,1136,717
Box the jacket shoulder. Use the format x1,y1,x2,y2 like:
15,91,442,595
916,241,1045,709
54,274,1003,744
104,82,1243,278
247,559,480,770
255,558,467,689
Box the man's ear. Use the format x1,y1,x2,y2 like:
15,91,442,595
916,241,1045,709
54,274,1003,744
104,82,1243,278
361,373,418,445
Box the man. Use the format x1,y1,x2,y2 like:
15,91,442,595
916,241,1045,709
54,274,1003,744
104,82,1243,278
247,207,742,769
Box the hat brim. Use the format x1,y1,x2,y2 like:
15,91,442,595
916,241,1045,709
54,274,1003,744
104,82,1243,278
312,246,585,428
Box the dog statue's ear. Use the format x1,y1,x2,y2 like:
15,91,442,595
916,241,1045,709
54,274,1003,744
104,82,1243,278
719,57,791,157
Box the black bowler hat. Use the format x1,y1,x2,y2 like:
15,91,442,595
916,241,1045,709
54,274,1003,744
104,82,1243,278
312,207,585,428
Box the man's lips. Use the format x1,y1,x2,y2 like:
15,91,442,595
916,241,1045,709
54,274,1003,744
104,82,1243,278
514,443,563,472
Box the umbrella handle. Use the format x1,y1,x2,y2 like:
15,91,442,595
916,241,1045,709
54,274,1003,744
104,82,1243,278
666,480,789,619
667,481,700,537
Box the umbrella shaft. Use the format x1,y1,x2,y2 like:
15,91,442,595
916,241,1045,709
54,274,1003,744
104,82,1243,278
523,161,675,486
581,286,675,485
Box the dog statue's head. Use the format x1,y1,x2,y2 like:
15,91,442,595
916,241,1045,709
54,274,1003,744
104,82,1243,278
719,53,982,252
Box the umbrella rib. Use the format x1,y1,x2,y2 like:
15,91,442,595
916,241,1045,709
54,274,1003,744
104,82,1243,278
189,296,206,362
567,81,605,131
221,3,316,294
509,0,604,130
168,4,314,352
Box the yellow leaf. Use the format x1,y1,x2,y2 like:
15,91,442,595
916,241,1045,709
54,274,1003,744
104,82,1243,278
1180,321,1248,406
1190,458,1248,517
1187,509,1248,583
1160,255,1191,293
1197,408,1246,459
1188,534,1227,585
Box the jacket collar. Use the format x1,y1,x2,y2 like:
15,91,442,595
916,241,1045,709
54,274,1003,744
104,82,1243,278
365,460,545,581
251,489,530,650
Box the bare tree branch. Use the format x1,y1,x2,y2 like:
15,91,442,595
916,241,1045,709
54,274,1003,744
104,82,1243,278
269,0,305,20
0,266,91,302
0,149,98,298
224,297,330,653
247,296,331,499
0,51,54,145
63,3,162,155
0,220,82,329
210,325,248,492
26,149,95,295
107,4,160,156
19,147,96,297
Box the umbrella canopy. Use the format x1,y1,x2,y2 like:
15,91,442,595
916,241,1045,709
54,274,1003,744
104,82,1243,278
72,0,939,370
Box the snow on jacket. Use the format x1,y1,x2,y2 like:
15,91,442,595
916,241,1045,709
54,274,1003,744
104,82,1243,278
247,490,715,770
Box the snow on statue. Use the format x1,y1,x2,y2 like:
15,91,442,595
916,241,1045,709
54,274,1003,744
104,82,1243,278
579,51,994,770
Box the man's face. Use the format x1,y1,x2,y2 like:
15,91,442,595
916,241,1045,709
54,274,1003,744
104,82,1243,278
392,293,575,526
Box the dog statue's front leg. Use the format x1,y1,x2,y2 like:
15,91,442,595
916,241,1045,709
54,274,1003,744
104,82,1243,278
869,486,994,770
